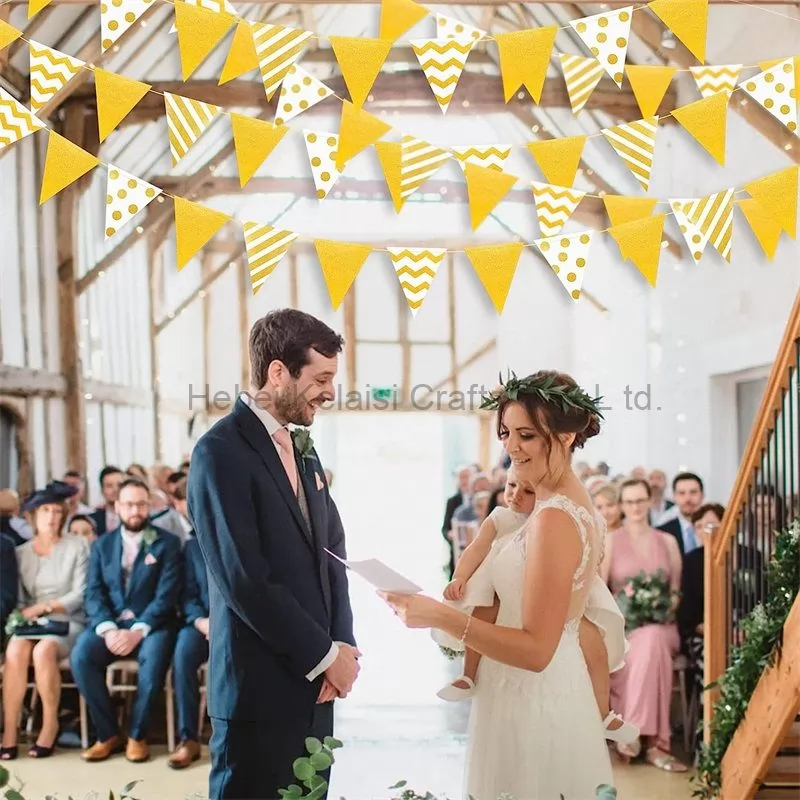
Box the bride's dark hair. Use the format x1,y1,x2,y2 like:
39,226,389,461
494,370,602,461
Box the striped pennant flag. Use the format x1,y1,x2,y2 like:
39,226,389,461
451,145,511,172
669,198,711,265
685,189,734,262
251,22,312,101
601,116,658,192
400,135,450,203
534,231,594,302
165,92,222,166
0,86,45,151
741,58,798,136
531,182,587,238
410,36,475,114
690,65,742,98
303,130,341,199
102,0,153,52
559,53,604,114
387,247,446,315
29,41,84,113
569,6,632,87
242,221,298,292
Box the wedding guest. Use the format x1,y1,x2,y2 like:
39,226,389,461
592,484,623,535
0,532,18,642
1,484,89,760
71,477,183,763
657,472,705,557
0,490,30,546
648,469,674,525
68,514,98,545
126,464,149,482
62,471,94,517
442,466,474,579
602,478,686,771
89,466,124,535
168,532,209,769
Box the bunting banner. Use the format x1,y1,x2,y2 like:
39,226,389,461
398,135,451,207
495,27,558,103
335,102,392,170
743,166,798,238
685,189,735,263
314,239,373,309
738,198,784,260
559,54,605,115
527,137,587,188
411,36,475,114
251,22,312,101
569,6,633,87
534,231,594,302
690,64,742,98
740,57,798,135
100,0,153,52
0,18,22,51
464,242,523,312
94,69,151,143
165,92,222,166
39,131,100,204
105,165,163,239
387,247,446,315
603,196,658,227
435,13,486,42
671,91,729,165
329,36,393,109
0,87,46,151
243,221,298,292
530,182,587,238
607,214,666,286
380,0,429,42
451,145,511,172
173,1,235,80
173,196,231,270
464,163,518,229
601,117,658,192
29,41,84,113
219,20,259,84
304,130,342,199
273,65,334,126
625,65,676,118
670,198,712,265
230,113,287,187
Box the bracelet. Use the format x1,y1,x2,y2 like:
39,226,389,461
459,614,472,645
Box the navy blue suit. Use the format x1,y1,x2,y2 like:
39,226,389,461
0,533,18,641
173,535,210,742
71,524,183,743
187,397,355,800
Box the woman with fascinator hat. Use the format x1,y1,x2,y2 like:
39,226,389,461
382,370,615,800
1,482,89,761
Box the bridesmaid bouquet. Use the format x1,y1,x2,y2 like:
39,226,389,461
615,570,679,632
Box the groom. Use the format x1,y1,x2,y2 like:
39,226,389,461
188,309,359,799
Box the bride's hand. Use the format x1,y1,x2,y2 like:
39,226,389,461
378,591,443,629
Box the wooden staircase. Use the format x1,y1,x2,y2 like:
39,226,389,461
705,290,800,800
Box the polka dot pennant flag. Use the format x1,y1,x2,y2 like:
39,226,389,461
104,165,162,239
569,6,633,88
101,0,154,53
303,130,342,200
274,65,333,126
670,198,711,265
434,13,487,43
534,231,594,302
740,57,798,136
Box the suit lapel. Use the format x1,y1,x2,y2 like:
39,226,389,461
109,529,125,595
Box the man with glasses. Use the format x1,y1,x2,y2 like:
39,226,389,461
71,477,183,764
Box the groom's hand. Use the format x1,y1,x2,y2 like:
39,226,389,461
324,644,360,698
317,678,338,704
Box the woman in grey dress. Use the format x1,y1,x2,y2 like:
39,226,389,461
1,483,89,760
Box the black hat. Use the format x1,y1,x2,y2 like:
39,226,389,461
21,481,79,513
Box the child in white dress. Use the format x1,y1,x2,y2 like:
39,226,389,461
434,469,638,744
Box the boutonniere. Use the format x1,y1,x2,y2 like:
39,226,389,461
291,427,316,470
142,528,158,553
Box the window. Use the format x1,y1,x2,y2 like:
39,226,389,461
0,407,19,489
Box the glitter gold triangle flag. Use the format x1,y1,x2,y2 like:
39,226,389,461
387,247,446,315
273,65,334,125
569,6,633,87
411,36,476,114
465,242,524,312
464,163,517,230
39,131,99,204
29,41,84,113
743,166,798,239
304,130,342,200
329,36,393,109
624,65,676,118
231,113,288,187
671,92,728,166
375,140,403,212
314,240,373,309
527,136,586,188
738,198,783,260
0,86,46,152
105,165,162,239
670,197,711,265
451,145,511,172
601,116,658,191
690,64,742,98
95,68,151,143
686,189,734,263
28,0,54,18
648,0,709,63
607,214,666,286
741,58,798,136
531,182,586,238
101,0,153,52
243,221,298,292
379,0,429,42
495,27,558,103
251,22,312,100
603,195,658,227
534,231,593,302
335,101,391,170
174,197,230,270
0,19,22,52
165,92,222,166
558,54,604,114
174,1,235,80
219,20,259,84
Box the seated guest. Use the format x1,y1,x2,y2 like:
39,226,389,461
658,472,705,558
68,514,98,545
90,466,124,535
0,490,30,546
0,532,18,641
168,533,209,769
125,464,148,482
71,477,183,764
1,484,89,760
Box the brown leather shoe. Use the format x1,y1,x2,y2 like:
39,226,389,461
167,739,201,769
82,735,125,762
125,738,150,763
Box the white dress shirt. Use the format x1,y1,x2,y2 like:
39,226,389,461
241,392,339,682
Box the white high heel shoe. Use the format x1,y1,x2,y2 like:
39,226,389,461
603,711,640,744
437,676,475,702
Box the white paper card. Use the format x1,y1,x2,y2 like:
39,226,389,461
325,549,423,594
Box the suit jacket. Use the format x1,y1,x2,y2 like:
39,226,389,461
182,536,209,625
187,397,355,722
0,533,18,630
89,508,114,536
442,492,463,541
85,524,183,632
658,516,687,557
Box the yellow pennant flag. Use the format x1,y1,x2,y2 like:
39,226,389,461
671,91,728,166
464,242,524,313
603,196,658,227
174,197,230,270
647,0,709,63
379,0,429,42
39,131,99,204
95,69,151,143
743,166,798,239
28,0,53,18
230,113,287,187
219,21,259,84
527,136,586,188
495,27,557,103
463,163,517,230
375,141,403,212
607,214,666,287
174,1,235,81
624,65,676,118
738,198,783,260
0,19,22,51
335,101,392,170
329,36,393,108
314,240,373,309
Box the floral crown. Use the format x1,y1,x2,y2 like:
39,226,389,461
479,370,605,419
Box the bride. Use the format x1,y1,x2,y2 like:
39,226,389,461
382,370,614,800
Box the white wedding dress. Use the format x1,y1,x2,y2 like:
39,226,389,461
464,495,614,800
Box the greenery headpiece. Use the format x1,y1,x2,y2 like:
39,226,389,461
479,370,605,419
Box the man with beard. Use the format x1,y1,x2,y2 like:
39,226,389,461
188,308,359,800
71,477,183,763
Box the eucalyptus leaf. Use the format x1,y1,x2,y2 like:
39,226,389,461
0,767,7,789
5,790,24,800
323,736,343,749
292,758,315,782
305,738,323,755
309,751,332,771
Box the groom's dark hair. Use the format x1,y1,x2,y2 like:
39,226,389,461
249,309,344,385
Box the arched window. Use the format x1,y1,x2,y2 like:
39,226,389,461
0,406,20,489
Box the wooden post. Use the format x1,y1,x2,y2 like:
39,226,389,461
237,257,250,389
705,540,728,743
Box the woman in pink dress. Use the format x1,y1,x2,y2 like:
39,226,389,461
601,477,687,772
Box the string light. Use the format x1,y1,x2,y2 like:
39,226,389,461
676,413,686,422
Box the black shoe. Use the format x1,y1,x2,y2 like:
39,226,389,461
28,743,56,758
0,747,17,760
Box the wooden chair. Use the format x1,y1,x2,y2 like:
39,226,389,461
673,654,693,752
197,662,209,743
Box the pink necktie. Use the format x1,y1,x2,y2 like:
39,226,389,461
273,428,298,495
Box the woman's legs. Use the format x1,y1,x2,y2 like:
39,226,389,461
2,638,35,752
31,639,62,751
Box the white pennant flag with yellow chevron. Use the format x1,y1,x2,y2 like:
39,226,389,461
303,130,342,200
251,22,312,100
243,221,298,293
558,53,605,114
434,13,487,42
410,36,476,114
165,92,222,166
451,144,511,172
169,0,238,32
400,135,451,202
273,65,333,125
601,116,658,191
669,198,711,264
534,231,594,302
690,65,742,98
569,6,632,87
105,165,162,239
741,58,798,135
0,86,46,151
387,247,446,315
29,41,84,113
685,189,734,263
531,182,587,238
102,0,153,52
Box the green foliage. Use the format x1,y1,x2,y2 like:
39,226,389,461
278,736,342,800
693,519,800,799
614,569,680,632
